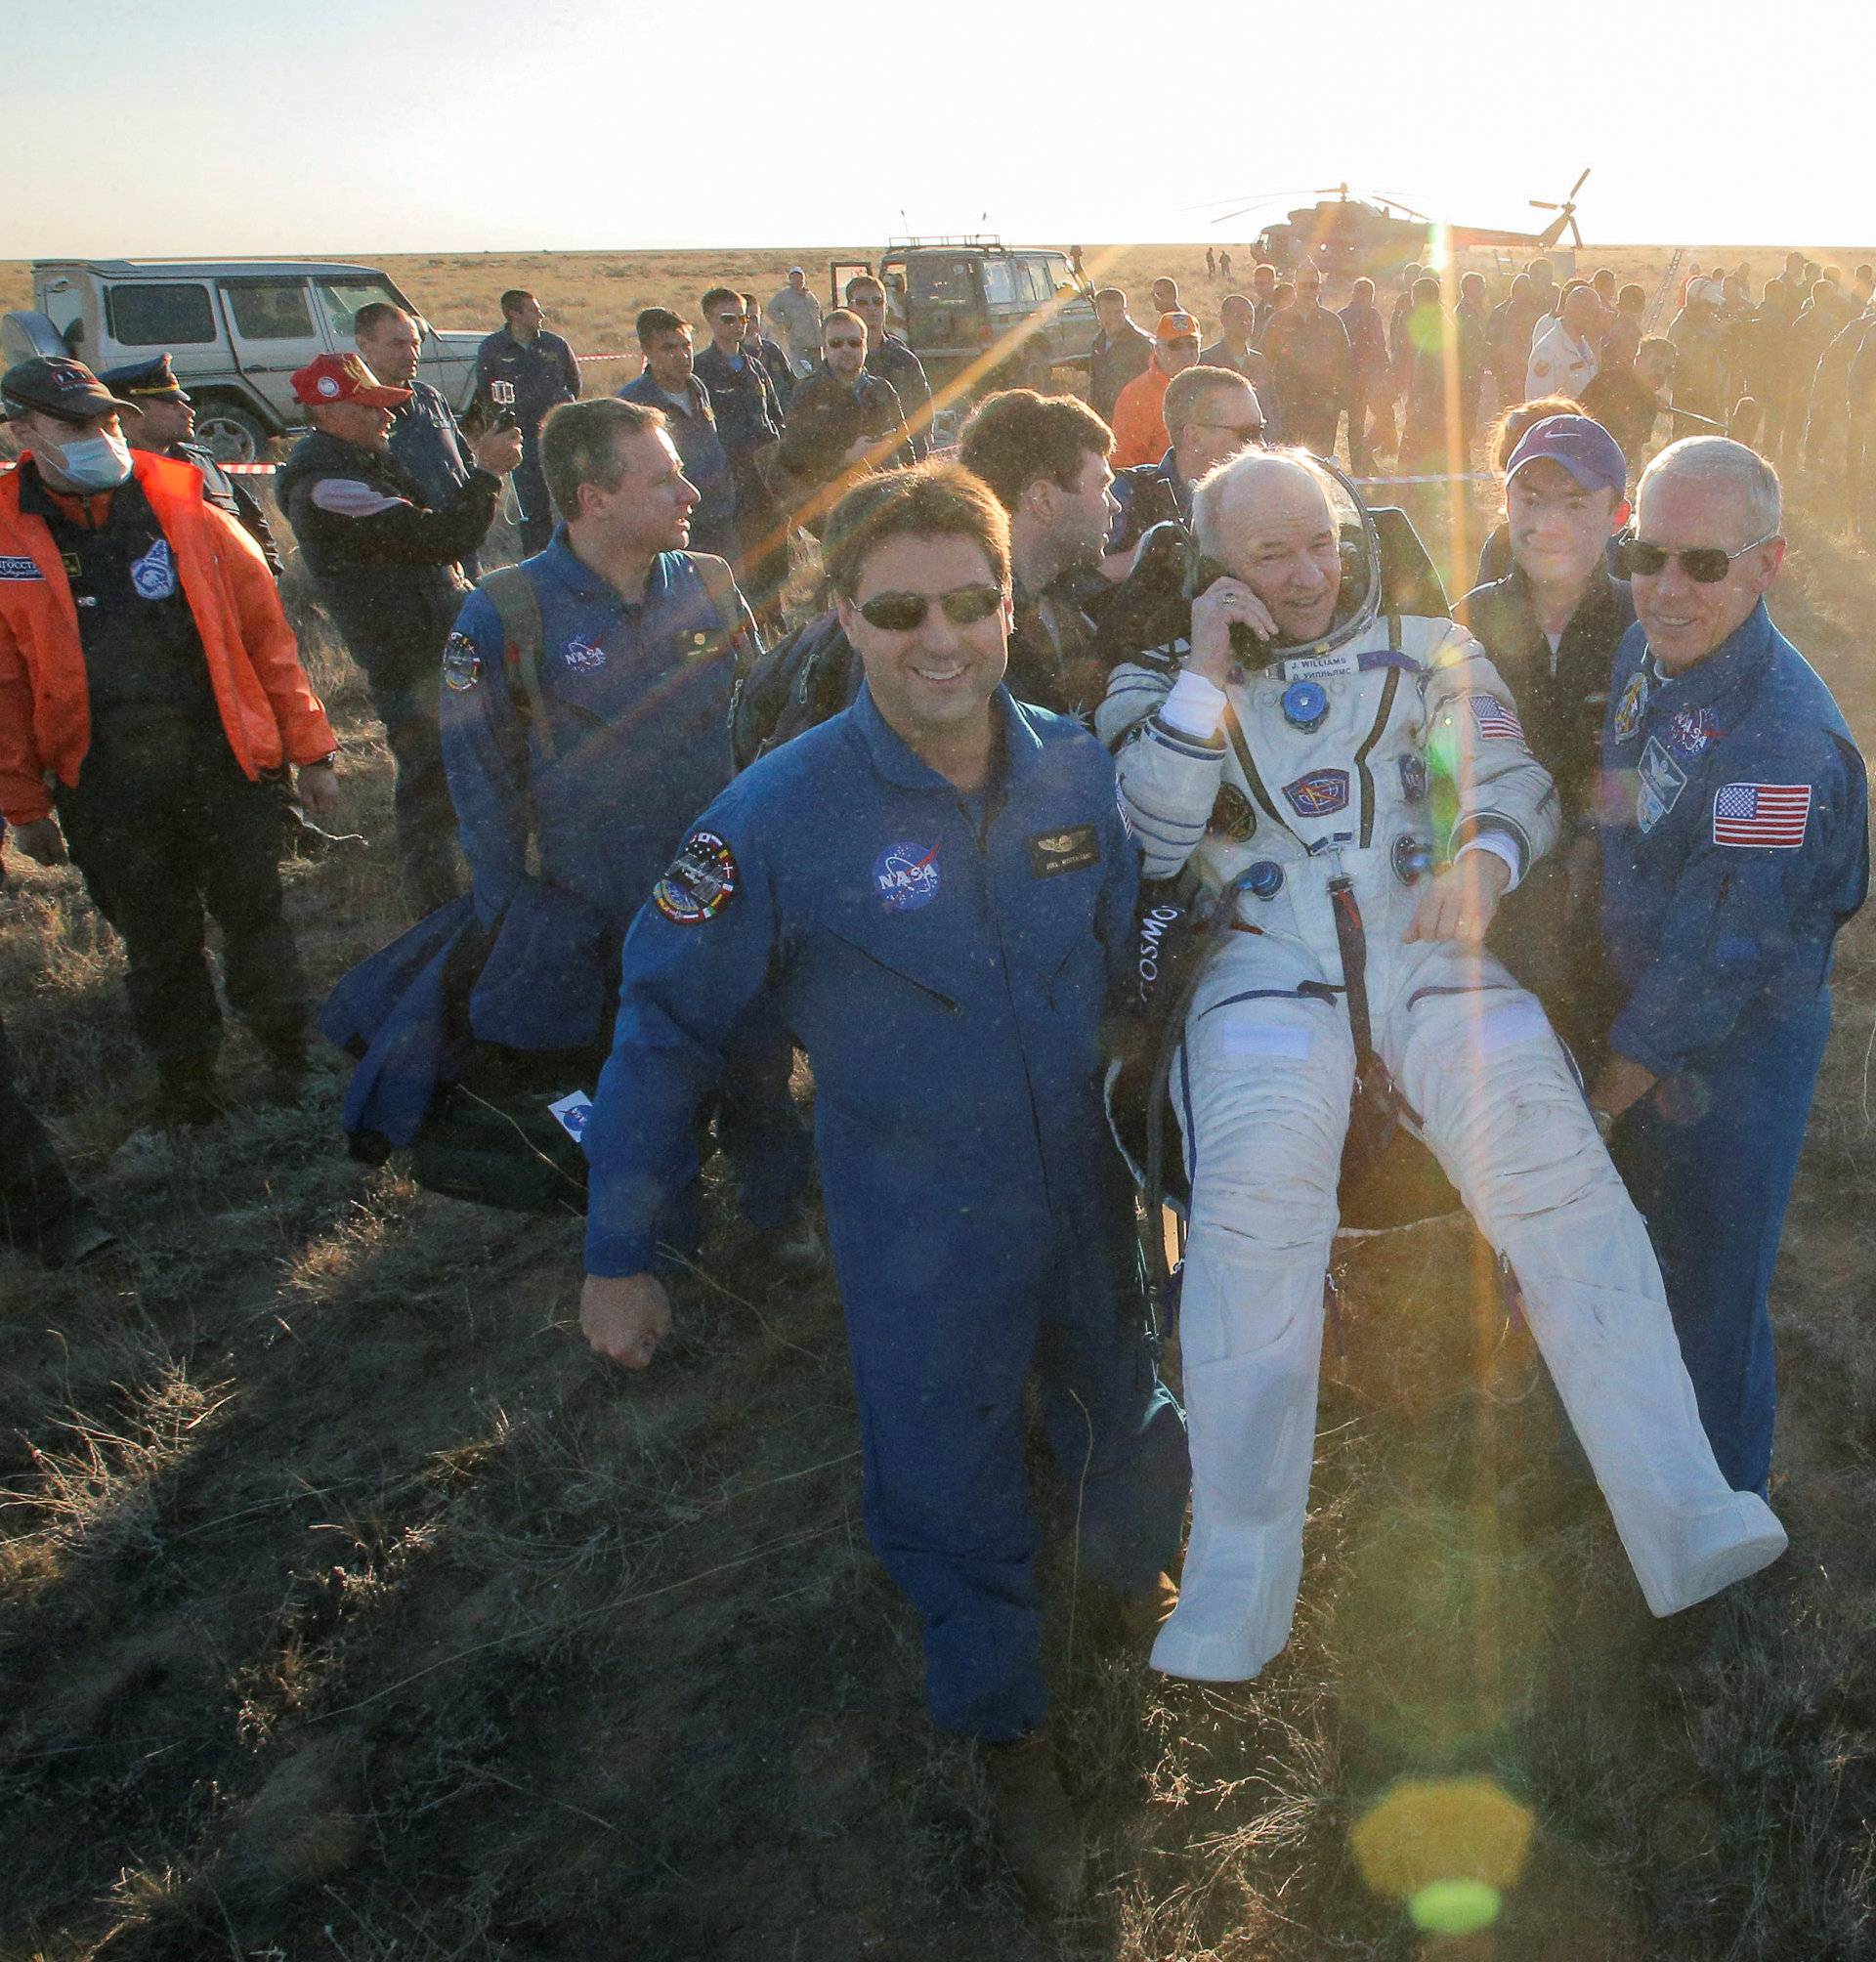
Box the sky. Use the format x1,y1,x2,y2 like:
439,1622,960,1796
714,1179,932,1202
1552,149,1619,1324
2,0,1864,258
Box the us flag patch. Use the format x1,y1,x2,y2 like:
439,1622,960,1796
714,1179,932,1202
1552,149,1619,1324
1468,694,1524,743
1712,782,1812,849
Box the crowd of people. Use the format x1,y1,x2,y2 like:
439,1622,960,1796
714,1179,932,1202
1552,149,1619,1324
1091,249,1876,504
0,242,1866,1916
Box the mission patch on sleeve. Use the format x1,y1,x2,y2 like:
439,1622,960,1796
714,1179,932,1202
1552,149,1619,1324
653,830,740,923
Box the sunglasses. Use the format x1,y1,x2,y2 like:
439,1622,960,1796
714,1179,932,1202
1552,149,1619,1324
826,336,867,350
1617,530,1776,583
856,583,1005,631
1190,419,1266,447
715,311,749,323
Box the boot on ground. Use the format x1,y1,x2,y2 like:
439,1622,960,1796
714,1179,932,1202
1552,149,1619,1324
152,1056,228,1131
980,1730,1083,1917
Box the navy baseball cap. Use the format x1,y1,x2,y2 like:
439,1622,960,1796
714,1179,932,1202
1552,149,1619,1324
1505,413,1627,496
1,356,142,424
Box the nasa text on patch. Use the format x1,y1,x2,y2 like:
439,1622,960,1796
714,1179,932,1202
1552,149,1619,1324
873,840,942,914
1028,824,1100,878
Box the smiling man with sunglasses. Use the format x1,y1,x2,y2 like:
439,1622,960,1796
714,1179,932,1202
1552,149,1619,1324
576,463,1187,1913
1596,437,1868,1498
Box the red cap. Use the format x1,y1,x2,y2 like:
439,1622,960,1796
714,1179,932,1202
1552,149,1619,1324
289,353,412,409
1156,311,1201,344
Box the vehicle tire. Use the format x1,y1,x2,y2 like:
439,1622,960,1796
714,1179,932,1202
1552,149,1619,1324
191,400,271,465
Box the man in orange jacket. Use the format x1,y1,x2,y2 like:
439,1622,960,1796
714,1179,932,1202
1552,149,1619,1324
0,358,343,1126
1110,312,1203,467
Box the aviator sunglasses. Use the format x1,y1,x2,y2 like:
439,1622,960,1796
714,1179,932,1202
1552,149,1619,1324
856,583,1005,631
1617,530,1777,583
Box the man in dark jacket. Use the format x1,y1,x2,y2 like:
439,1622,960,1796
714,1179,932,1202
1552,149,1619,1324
1339,277,1390,471
848,275,935,460
354,304,481,574
101,355,281,572
696,286,789,615
1457,413,1634,1059
776,311,912,535
474,290,579,554
743,294,795,414
1088,288,1154,424
1261,263,1352,457
958,388,1121,716
277,353,520,916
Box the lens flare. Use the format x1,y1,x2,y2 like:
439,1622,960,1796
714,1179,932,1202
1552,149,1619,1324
1351,1775,1534,1925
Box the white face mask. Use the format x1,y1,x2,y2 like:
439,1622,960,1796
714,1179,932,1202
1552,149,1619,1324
45,428,134,491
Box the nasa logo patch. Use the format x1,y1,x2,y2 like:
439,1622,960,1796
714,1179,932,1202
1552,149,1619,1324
129,538,176,601
654,830,739,923
563,634,606,672
874,840,941,913
442,634,481,690
1282,768,1350,818
1665,706,1721,760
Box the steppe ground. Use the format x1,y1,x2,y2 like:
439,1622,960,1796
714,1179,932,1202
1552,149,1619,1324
0,244,1872,1962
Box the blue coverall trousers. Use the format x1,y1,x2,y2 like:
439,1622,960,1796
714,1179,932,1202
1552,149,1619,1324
833,1165,1189,1740
1612,995,1832,1498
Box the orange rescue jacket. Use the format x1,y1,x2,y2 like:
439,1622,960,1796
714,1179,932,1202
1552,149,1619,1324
1110,363,1172,469
0,450,335,825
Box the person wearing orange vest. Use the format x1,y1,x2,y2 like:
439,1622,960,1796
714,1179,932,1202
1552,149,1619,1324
0,357,342,1127
1109,313,1202,467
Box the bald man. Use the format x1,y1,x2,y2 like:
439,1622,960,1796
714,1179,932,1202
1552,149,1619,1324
1097,448,1787,1685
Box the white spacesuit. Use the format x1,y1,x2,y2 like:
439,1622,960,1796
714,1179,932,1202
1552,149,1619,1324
1099,465,1787,1685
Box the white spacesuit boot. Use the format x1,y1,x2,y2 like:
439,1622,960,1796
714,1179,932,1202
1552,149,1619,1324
1151,935,1357,1683
1387,962,1788,1616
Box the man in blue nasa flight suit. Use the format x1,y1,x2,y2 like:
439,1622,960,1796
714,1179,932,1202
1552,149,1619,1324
439,396,809,1244
1595,437,1868,1498
576,463,1187,1913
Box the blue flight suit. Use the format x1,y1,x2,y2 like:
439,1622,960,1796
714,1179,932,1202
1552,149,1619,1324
474,325,580,555
582,685,1189,1737
615,370,739,564
441,530,809,1232
1599,602,1868,1494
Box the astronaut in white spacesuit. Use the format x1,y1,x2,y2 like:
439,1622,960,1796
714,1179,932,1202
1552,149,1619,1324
1097,449,1787,1685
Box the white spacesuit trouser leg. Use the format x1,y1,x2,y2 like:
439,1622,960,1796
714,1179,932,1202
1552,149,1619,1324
1151,939,1356,1683
1386,958,1787,1617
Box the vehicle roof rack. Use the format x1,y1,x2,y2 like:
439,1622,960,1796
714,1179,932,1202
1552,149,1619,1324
885,235,1008,251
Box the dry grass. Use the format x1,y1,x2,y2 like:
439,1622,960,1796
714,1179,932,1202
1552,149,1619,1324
1,241,1874,1961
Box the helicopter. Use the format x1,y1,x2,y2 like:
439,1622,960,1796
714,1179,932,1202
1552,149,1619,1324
1201,173,1593,280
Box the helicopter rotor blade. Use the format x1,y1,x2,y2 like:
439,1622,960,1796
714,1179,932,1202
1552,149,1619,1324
1570,166,1592,199
1570,216,1584,248
1368,192,1433,220
1530,199,1561,211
